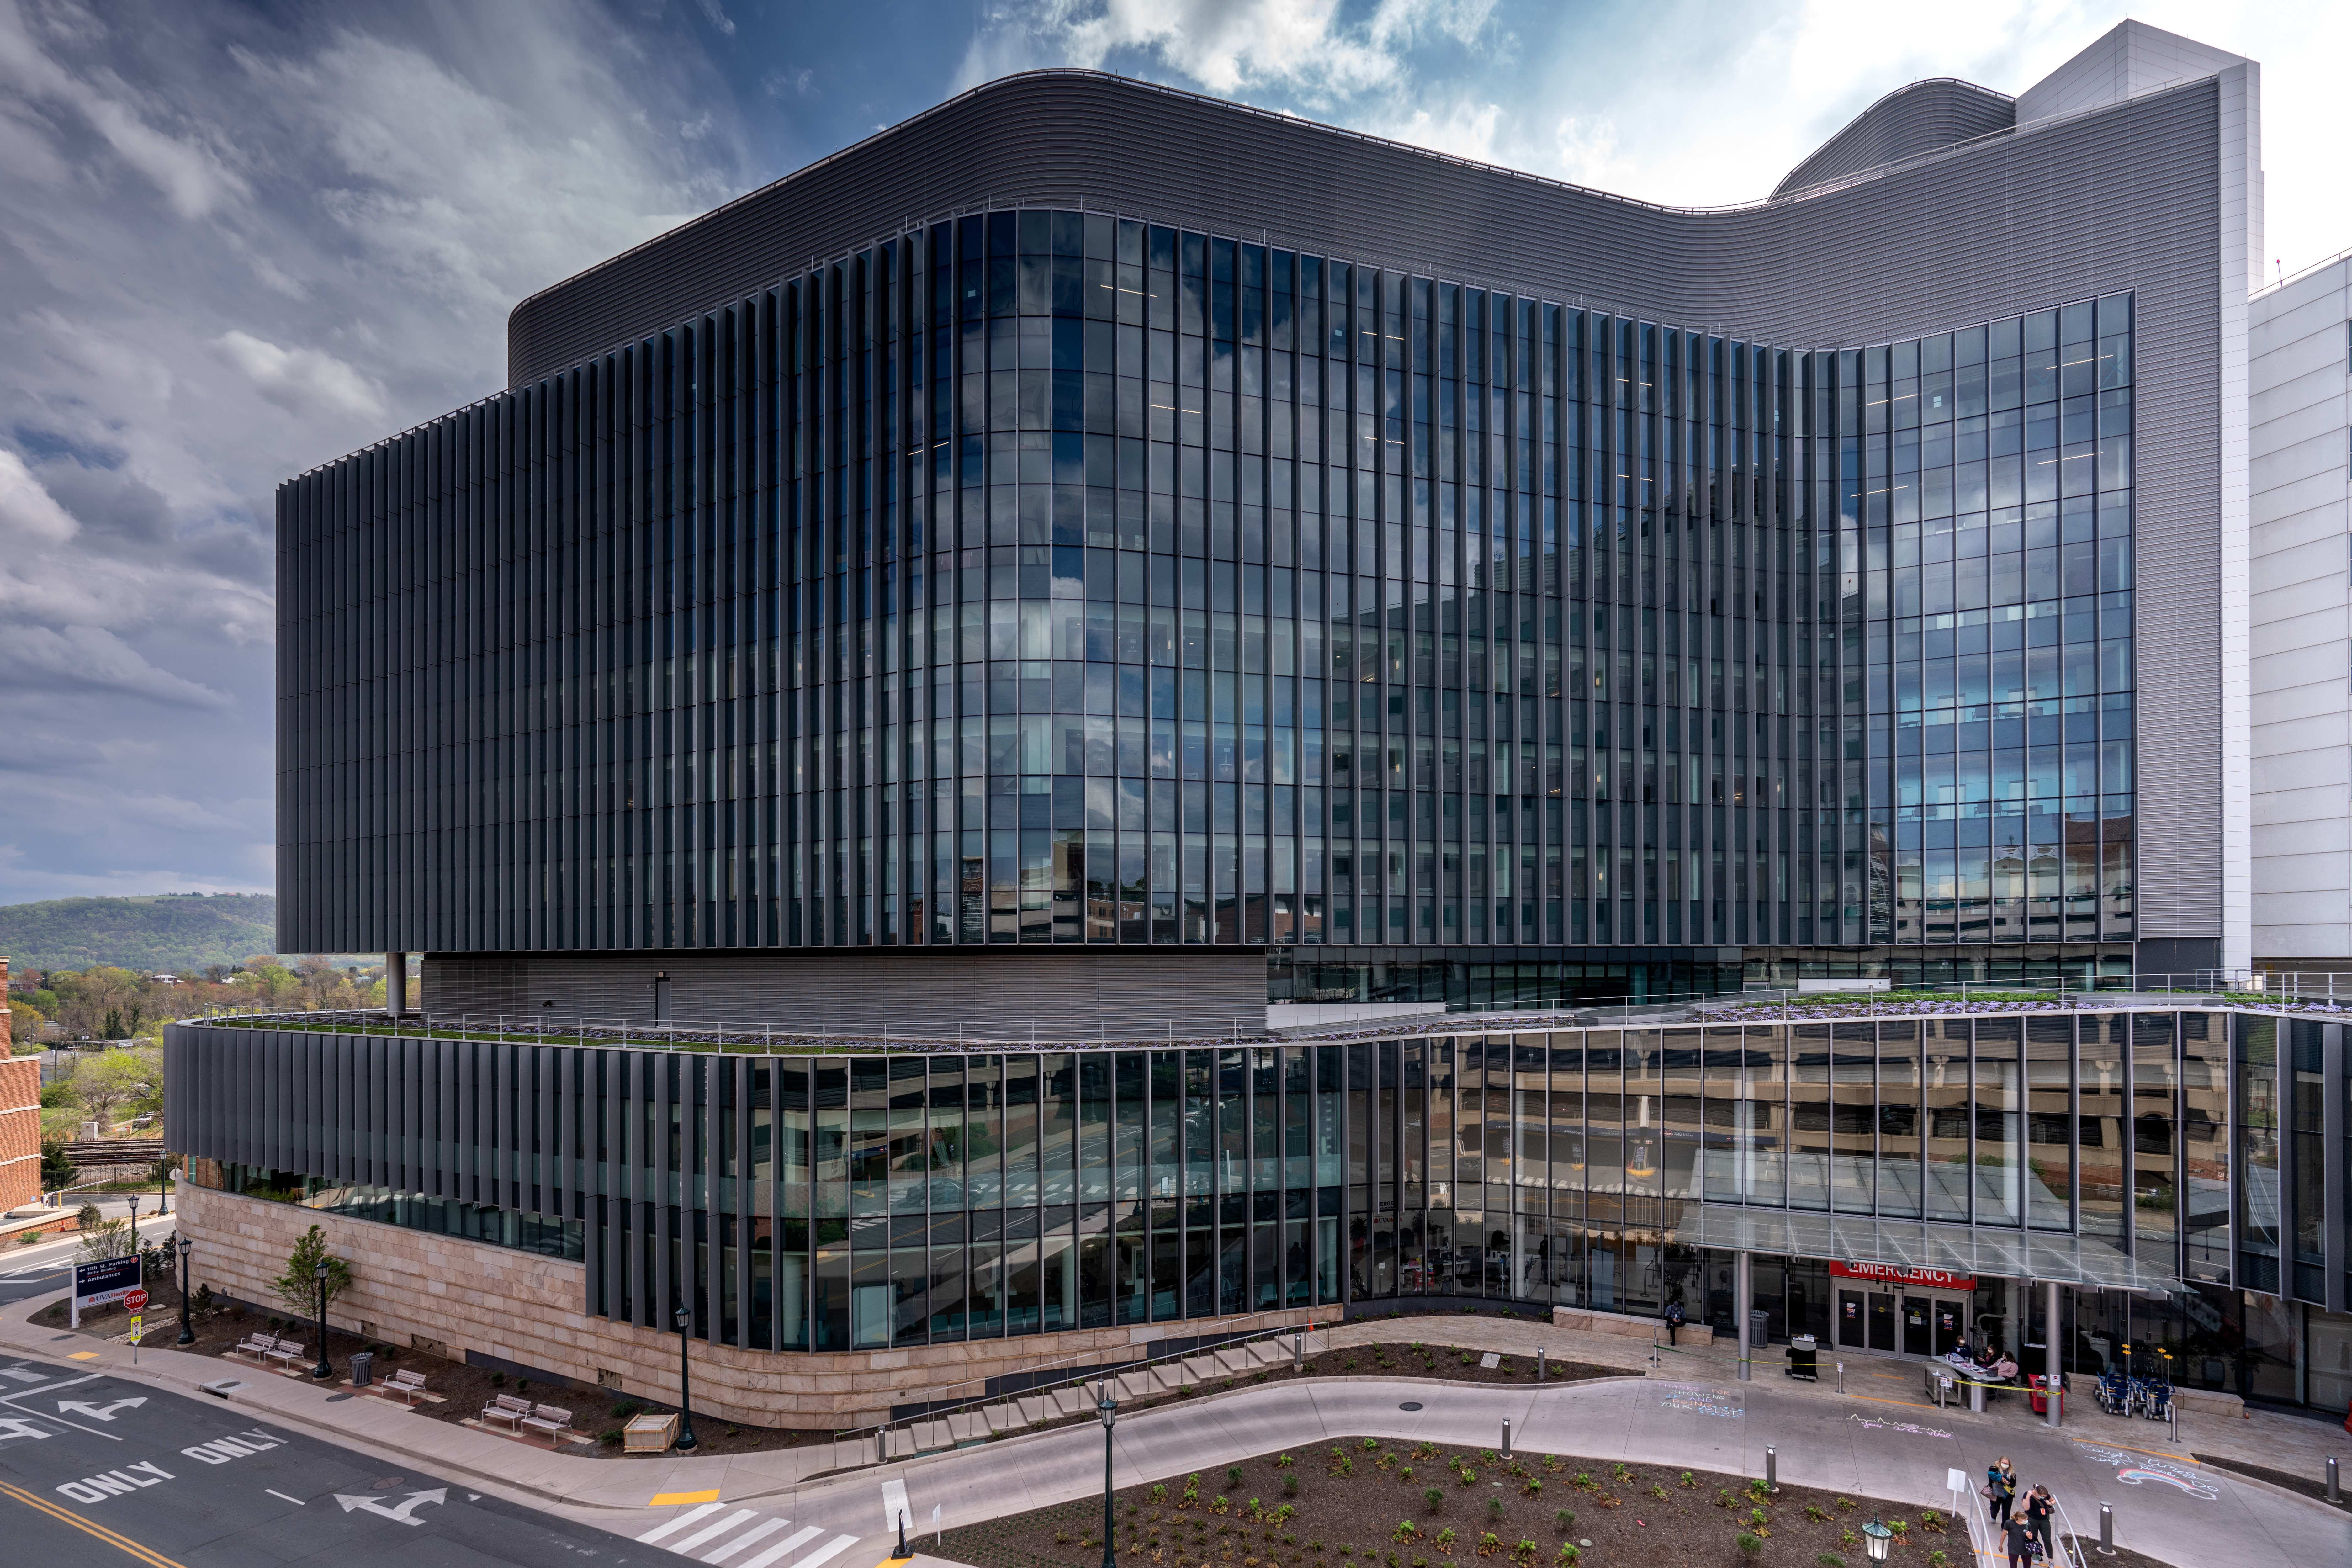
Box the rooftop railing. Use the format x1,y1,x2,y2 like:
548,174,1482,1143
171,969,2339,1054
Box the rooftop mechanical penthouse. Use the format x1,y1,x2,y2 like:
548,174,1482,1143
172,23,2352,1427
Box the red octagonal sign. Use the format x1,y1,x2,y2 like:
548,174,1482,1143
123,1289,149,1313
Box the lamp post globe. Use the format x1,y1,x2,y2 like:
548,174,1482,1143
1097,1388,1119,1568
311,1260,334,1379
1862,1521,1893,1563
174,1234,194,1346
673,1304,699,1452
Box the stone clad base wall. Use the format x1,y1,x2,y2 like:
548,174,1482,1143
175,1181,1327,1427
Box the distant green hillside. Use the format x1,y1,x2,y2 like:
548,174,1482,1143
0,893,280,976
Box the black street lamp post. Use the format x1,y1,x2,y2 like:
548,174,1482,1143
175,1235,194,1346
673,1305,699,1451
126,1194,140,1253
311,1261,333,1379
1098,1385,1119,1568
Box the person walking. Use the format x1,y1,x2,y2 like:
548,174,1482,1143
1984,1457,2017,1528
2002,1512,2036,1568
1664,1297,1685,1346
2023,1485,2055,1560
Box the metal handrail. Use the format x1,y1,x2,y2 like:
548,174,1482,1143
174,972,2342,1056
835,1315,1325,1457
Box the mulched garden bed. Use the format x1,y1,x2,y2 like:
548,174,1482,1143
1299,1345,1631,1387
939,1438,1972,1568
32,1272,819,1459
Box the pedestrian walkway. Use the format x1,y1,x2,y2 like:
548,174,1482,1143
4,1280,2342,1568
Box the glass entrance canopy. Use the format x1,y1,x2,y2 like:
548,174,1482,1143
1665,1200,2181,1294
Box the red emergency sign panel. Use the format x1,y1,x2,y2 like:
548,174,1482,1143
1829,1260,1975,1291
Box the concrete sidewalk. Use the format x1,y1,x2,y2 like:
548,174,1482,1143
6,1283,2343,1568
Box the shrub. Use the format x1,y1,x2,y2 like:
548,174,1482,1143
1835,1496,1856,1512
597,1428,623,1447
1474,1534,1501,1558
1736,1533,1765,1560
1750,1508,1768,1528
1649,1485,1666,1502
1804,1504,1830,1523
1678,1470,1696,1488
1392,1521,1420,1544
1283,1475,1300,1498
1230,1467,1246,1487
1423,1489,1444,1513
1510,1541,1537,1564
1211,1497,1230,1515
1184,1474,1202,1505
1920,1509,1945,1533
1523,1479,1543,1499
1551,1511,1574,1534
1927,1553,1951,1568
1362,1439,1381,1452
1433,1528,1458,1551
1554,1548,1578,1567
1338,1546,1354,1559
1277,1454,1297,1469
1746,1478,1771,1501
1400,1467,1415,1483
1152,1484,1168,1503
1612,1465,1632,1486
490,1372,506,1388
1485,1498,1504,1521
1817,1557,1847,1568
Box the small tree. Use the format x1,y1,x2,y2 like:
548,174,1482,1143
271,1224,353,1324
78,1217,130,1264
40,1140,77,1191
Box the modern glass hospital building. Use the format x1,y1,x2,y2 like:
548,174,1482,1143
168,24,2352,1424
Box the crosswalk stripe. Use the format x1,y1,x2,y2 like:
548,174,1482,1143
671,1509,758,1553
776,1534,858,1568
735,1523,821,1568
703,1517,790,1563
639,1502,727,1543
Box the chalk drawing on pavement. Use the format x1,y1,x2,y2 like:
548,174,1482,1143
1657,1386,1742,1419
2067,1440,2219,1501
1846,1412,1953,1440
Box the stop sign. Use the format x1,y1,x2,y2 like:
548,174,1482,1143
124,1289,149,1313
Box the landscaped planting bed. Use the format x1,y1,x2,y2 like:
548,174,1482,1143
937,1438,1970,1568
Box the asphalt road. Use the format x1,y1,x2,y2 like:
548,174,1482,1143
0,1347,673,1566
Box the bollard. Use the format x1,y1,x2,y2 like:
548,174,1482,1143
1836,1361,1844,1395
1295,1331,1305,1372
877,1428,888,1465
1764,1445,1777,1495
2044,1381,2061,1429
1502,1417,1512,1457
1537,1347,1547,1383
2327,1456,2339,1504
2096,1502,2114,1556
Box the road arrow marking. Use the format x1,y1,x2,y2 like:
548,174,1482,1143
335,1487,447,1526
57,1399,146,1422
0,1417,50,1443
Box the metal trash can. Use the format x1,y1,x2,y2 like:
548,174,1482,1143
1967,1378,1986,1413
349,1351,373,1388
1750,1309,1771,1353
1784,1334,1818,1381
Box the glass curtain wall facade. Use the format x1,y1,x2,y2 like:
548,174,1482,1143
277,208,2135,983
180,1008,2262,1351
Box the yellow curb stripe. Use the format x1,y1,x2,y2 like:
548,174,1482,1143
0,1480,187,1568
651,1489,723,1505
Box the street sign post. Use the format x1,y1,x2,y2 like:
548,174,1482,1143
128,1313,144,1363
70,1257,141,1329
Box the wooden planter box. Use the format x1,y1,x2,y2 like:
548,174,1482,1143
623,1412,680,1453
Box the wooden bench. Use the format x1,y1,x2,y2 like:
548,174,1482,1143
481,1393,532,1431
384,1368,429,1405
518,1403,575,1444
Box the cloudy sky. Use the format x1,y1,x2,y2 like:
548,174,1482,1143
0,0,2341,909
